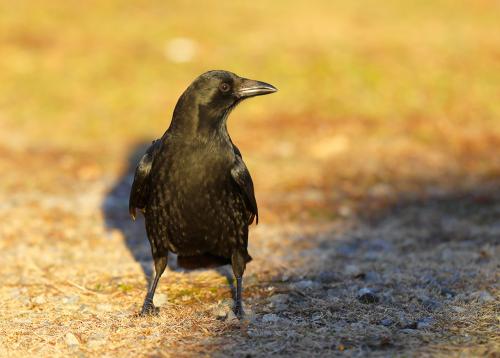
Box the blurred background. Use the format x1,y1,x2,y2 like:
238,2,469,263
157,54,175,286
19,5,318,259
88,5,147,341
0,1,498,356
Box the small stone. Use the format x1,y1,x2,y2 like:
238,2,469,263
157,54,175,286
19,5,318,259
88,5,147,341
32,295,46,305
10,288,22,299
262,313,279,323
470,291,494,303
357,288,379,304
96,303,113,312
214,308,228,320
451,306,466,313
225,310,238,322
243,307,257,322
440,288,456,298
267,294,289,312
291,280,321,291
421,298,442,311
364,271,382,283
417,317,435,330
213,298,234,320
268,294,289,305
78,304,91,313
87,333,107,349
344,264,362,277
65,332,80,347
398,314,413,328
62,295,80,305
380,318,394,326
271,302,287,312
401,328,417,334
248,329,273,338
153,293,168,307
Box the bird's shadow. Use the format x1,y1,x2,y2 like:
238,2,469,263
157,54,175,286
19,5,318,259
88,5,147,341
101,141,236,295
102,141,154,278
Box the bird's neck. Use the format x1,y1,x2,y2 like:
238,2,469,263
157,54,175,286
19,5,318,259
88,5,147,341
166,91,233,146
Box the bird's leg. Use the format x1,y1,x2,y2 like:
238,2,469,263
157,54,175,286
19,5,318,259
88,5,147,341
235,276,244,317
231,251,246,318
140,255,167,316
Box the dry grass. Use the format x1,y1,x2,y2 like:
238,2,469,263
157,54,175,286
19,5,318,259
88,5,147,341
0,0,499,357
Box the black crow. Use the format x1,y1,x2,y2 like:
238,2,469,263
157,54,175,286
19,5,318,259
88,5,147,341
129,70,277,317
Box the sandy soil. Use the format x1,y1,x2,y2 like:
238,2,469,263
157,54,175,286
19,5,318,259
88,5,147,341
0,137,498,357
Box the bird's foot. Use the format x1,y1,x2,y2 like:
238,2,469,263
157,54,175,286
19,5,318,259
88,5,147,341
139,301,159,316
234,304,245,319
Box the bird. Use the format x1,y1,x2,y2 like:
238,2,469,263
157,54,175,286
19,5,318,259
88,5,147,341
129,70,277,317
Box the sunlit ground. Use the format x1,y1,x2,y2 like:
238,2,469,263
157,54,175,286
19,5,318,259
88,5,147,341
0,1,498,356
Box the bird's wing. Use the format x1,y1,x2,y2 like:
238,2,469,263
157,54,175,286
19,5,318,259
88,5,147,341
230,146,259,225
129,139,160,220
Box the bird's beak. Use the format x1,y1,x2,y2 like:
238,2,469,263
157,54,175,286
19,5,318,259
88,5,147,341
236,78,278,99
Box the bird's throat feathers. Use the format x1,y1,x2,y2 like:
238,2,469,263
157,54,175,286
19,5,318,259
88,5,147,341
167,85,235,143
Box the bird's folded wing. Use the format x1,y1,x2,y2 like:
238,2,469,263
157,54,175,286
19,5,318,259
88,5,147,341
129,139,160,220
230,151,259,225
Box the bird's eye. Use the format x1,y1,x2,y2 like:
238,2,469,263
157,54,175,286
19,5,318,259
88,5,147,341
219,83,230,93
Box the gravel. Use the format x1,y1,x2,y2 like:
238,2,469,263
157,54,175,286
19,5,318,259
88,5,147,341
357,288,379,304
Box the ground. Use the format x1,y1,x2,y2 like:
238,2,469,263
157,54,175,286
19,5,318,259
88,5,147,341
0,1,499,357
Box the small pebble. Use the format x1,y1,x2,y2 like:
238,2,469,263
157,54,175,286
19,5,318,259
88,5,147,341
268,294,289,304
225,310,238,322
10,288,22,299
421,298,442,311
291,280,321,291
451,306,466,313
242,306,257,322
380,318,394,326
248,329,273,338
96,303,113,312
262,313,279,323
401,328,417,334
344,264,362,277
213,298,235,320
214,308,228,320
357,288,379,304
364,271,382,283
470,291,494,303
417,317,435,330
153,293,168,307
79,304,91,313
65,332,80,347
87,333,107,349
32,295,46,305
62,295,80,305
440,288,456,298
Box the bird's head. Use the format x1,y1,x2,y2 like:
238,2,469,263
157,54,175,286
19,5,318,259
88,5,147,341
170,70,277,135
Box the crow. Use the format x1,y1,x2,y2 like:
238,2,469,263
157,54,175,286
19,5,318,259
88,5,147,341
129,70,277,317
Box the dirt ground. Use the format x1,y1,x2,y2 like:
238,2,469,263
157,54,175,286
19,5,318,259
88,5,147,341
0,116,498,357
1,1,499,357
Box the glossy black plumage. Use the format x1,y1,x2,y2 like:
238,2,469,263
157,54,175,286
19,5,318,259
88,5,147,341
129,70,276,316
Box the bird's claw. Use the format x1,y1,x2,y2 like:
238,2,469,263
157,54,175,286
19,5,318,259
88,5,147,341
139,303,159,316
234,305,245,319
